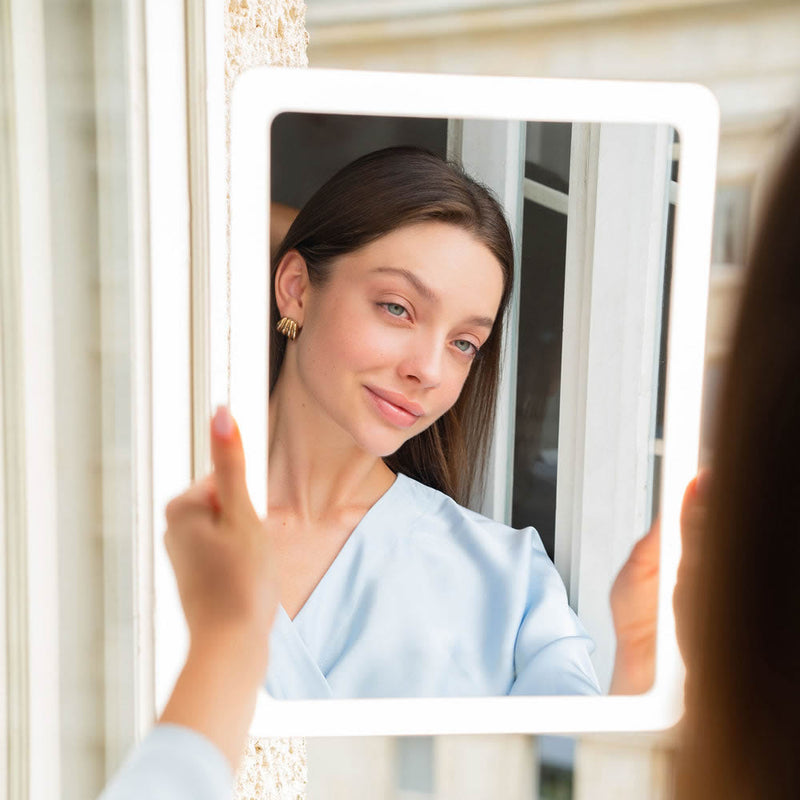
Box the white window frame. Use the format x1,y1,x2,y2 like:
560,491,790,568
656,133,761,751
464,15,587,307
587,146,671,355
449,119,526,523
93,0,157,775
3,0,227,793
554,122,673,690
149,0,228,722
451,119,674,690
3,2,61,797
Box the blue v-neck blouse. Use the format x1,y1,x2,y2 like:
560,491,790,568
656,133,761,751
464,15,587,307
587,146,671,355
99,474,601,800
265,473,601,699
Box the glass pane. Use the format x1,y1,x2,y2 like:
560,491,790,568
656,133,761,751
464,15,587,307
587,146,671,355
524,121,571,189
511,123,571,559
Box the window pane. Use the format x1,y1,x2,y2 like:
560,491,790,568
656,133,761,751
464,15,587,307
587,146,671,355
511,123,571,558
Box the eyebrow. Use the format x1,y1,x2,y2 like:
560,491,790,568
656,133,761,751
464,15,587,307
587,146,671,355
372,266,495,330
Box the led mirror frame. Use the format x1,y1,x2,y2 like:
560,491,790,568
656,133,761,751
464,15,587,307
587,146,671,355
225,67,718,737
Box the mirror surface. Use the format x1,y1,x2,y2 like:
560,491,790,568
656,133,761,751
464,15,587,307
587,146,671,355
260,111,678,699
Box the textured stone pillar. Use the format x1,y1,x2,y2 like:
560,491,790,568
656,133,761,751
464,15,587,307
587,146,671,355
225,3,308,798
226,0,308,88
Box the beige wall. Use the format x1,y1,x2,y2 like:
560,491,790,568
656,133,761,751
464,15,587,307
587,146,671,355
308,0,800,186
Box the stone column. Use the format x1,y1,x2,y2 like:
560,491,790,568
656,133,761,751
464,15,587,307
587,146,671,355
225,4,308,798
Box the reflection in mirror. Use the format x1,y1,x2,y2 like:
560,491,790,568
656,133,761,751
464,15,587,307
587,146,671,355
265,112,676,699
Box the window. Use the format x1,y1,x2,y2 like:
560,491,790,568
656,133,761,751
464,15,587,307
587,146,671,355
3,1,220,794
453,119,674,689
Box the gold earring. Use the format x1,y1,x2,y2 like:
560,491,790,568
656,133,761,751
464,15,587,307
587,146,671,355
276,316,299,341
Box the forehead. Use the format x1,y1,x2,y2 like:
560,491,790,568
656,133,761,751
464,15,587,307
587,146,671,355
336,221,506,313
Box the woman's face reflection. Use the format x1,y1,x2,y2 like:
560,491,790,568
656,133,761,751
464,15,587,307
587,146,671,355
291,221,505,458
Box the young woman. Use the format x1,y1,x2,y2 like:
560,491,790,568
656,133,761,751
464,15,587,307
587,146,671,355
262,146,653,699
101,130,800,797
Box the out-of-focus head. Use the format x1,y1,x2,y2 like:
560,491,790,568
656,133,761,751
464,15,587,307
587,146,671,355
677,123,800,799
269,146,515,505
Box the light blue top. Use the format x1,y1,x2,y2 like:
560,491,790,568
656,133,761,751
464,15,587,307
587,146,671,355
98,724,232,800
265,473,600,698
98,474,599,798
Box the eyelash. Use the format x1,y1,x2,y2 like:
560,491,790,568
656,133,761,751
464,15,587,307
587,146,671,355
377,302,480,360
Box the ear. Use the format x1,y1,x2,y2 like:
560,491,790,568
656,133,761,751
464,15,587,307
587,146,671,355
274,250,310,323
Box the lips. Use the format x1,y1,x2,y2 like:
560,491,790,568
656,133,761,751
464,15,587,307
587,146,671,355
364,385,424,428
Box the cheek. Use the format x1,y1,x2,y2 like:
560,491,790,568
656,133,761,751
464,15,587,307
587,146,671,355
442,372,469,410
300,298,394,377
426,364,472,421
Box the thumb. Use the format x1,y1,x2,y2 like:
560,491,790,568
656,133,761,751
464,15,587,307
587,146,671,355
632,517,661,565
210,406,254,517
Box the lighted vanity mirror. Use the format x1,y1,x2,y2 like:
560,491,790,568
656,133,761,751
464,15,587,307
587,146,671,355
212,67,715,736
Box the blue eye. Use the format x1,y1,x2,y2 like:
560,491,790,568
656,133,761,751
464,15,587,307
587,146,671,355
454,339,478,357
384,303,407,317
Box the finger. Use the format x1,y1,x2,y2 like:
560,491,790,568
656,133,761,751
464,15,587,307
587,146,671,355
680,476,698,527
210,406,254,517
635,518,661,558
181,475,216,506
196,473,221,514
163,527,174,563
164,476,218,522
680,474,707,550
165,507,215,549
621,518,661,573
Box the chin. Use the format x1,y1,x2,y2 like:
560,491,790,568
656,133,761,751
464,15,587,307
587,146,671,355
368,436,410,460
353,425,416,460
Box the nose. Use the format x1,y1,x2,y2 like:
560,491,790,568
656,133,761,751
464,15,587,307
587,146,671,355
398,334,444,389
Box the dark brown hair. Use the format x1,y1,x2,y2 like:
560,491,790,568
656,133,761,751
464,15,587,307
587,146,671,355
270,146,514,506
676,126,800,798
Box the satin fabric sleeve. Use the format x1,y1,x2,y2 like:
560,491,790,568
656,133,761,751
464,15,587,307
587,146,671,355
97,724,233,800
509,530,602,696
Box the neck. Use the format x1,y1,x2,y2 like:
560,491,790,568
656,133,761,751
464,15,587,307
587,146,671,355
268,372,395,522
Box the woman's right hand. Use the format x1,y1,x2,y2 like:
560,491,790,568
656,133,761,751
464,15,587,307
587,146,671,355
159,407,277,769
164,406,277,671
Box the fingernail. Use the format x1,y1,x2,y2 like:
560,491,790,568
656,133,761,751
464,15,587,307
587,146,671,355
213,405,234,438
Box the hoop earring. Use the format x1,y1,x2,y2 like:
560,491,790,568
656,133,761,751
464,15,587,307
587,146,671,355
276,316,299,341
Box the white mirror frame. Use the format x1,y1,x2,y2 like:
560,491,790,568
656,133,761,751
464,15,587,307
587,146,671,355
224,67,718,737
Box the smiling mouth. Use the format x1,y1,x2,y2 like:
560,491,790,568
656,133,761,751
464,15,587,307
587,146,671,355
364,386,424,429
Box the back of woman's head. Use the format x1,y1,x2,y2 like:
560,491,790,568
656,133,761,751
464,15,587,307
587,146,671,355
676,125,800,799
270,146,514,506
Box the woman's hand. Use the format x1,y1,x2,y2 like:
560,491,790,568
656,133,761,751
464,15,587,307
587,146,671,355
608,473,708,694
164,407,276,655
609,518,661,694
673,472,708,674
159,407,277,770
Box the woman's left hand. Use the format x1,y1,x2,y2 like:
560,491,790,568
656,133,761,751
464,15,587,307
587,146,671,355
609,518,660,694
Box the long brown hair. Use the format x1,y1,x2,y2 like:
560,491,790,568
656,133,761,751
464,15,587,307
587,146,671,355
676,126,800,798
270,146,514,506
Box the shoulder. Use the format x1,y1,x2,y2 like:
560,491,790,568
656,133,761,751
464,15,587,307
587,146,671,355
393,474,571,597
393,473,544,556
